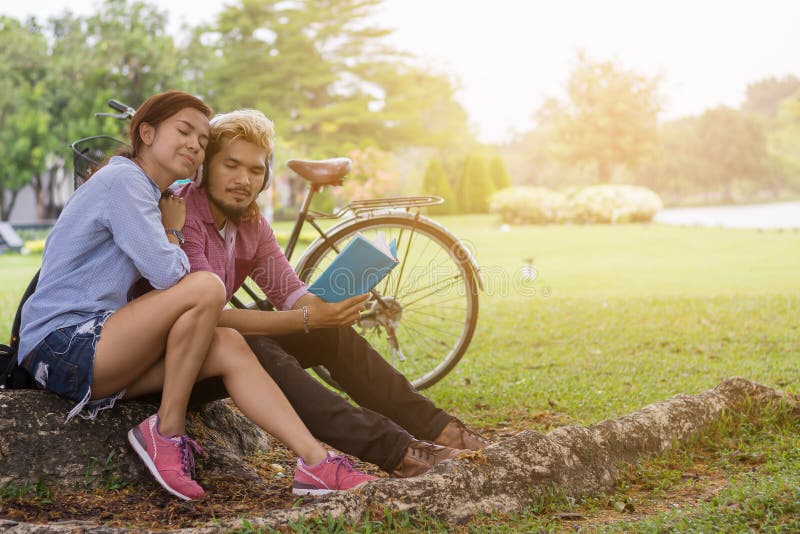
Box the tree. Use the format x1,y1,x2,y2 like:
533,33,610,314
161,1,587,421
421,158,456,214
0,16,51,220
197,0,473,157
766,96,800,193
634,107,773,202
742,75,800,117
455,155,493,213
539,52,660,183
488,154,511,190
27,1,184,219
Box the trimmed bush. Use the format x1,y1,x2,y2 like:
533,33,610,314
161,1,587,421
490,186,568,224
568,185,663,223
488,155,511,190
456,155,494,213
490,184,662,224
421,158,456,214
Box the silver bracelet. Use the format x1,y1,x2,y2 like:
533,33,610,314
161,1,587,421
302,305,310,334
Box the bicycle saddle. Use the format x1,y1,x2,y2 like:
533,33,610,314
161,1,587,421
287,158,351,186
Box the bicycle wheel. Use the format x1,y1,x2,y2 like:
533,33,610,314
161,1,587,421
296,214,479,390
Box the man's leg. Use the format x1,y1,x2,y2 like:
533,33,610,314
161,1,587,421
272,327,453,443
190,334,412,473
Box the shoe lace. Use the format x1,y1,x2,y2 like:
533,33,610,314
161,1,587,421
409,440,442,462
326,454,356,483
176,436,203,478
453,419,490,445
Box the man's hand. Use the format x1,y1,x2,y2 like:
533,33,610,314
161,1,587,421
159,194,186,230
306,293,370,329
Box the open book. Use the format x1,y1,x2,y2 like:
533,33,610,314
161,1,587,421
307,232,399,303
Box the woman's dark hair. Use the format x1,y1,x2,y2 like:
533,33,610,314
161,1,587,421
122,91,213,158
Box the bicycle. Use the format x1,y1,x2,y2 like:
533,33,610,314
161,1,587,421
71,99,483,390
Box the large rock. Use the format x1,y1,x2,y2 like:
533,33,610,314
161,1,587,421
0,390,270,489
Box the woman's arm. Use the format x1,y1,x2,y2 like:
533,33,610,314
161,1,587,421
104,171,189,289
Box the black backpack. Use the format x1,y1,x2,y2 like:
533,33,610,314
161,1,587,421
0,271,39,389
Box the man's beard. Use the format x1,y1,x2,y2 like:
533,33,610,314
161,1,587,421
208,191,250,221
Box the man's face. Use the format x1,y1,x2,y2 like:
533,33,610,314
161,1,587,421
205,137,268,221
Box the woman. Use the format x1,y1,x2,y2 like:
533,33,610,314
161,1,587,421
18,91,374,501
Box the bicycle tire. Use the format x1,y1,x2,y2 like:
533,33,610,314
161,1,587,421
296,214,479,390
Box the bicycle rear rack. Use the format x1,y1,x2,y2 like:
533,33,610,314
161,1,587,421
344,195,443,216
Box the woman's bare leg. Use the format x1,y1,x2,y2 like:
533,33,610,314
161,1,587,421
92,271,226,436
112,324,328,464
200,328,328,464
203,329,328,464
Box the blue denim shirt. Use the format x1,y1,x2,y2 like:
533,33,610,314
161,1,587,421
18,156,190,362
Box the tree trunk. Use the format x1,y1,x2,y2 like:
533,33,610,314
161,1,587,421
0,391,271,491
0,378,794,533
596,159,612,184
30,175,46,222
0,187,19,221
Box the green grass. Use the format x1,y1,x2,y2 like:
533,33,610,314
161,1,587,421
1,215,799,531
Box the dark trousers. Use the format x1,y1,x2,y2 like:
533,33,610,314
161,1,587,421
189,327,452,472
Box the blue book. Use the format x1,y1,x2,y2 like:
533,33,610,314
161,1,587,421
307,232,399,302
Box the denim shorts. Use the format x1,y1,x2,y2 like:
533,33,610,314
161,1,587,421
23,311,124,422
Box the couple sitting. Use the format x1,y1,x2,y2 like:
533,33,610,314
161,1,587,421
18,91,488,501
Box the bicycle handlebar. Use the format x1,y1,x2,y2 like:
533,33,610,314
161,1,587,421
96,99,135,120
108,99,131,113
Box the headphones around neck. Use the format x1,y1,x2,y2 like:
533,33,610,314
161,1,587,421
262,151,274,191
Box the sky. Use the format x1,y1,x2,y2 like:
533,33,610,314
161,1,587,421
4,0,800,143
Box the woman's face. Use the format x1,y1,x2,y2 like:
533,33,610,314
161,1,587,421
141,107,210,185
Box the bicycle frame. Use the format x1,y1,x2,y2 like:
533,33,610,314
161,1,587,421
233,181,452,310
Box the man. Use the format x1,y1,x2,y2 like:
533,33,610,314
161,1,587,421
180,109,490,477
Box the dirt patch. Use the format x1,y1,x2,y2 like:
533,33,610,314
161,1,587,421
562,470,730,531
0,442,385,531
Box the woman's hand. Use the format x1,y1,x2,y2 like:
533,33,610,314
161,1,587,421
306,293,370,329
159,194,185,230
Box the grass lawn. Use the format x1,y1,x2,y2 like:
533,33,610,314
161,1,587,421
1,215,798,531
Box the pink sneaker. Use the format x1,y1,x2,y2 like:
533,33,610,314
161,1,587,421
293,451,377,495
128,413,205,501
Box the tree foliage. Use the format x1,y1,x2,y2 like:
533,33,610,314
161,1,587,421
0,0,476,220
635,107,773,202
538,52,661,184
742,75,800,117
197,0,471,157
0,17,51,220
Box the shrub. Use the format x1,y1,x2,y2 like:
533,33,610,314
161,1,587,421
489,184,663,224
567,185,663,223
23,239,45,254
489,186,568,224
488,154,511,190
421,158,456,214
455,155,494,213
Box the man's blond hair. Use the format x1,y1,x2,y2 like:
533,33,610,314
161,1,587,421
202,109,275,220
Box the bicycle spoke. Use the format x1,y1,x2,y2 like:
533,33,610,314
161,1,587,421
402,315,464,340
394,252,459,290
395,272,463,302
392,227,414,297
403,303,469,315
399,322,446,362
403,312,467,327
399,277,464,309
402,295,472,311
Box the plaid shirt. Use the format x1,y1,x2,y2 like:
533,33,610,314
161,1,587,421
178,182,307,310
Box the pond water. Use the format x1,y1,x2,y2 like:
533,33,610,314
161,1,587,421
654,202,800,230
